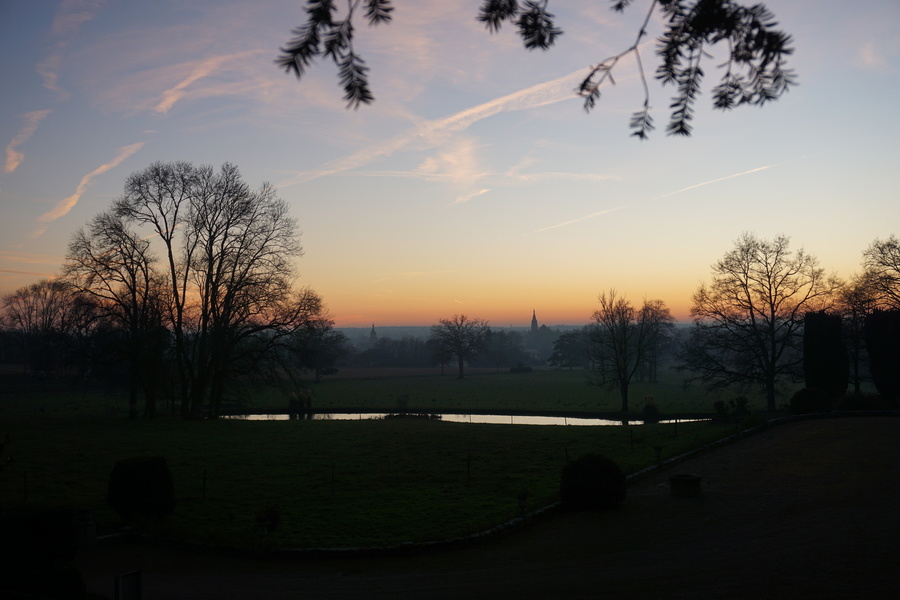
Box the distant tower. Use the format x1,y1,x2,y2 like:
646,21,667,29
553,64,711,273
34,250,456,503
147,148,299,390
531,310,538,334
369,324,377,347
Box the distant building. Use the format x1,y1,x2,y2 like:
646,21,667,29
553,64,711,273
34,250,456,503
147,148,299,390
525,310,555,363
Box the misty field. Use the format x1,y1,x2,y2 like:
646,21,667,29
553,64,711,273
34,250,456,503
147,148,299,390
0,368,780,548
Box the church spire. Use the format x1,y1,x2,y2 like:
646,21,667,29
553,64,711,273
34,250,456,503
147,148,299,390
531,310,538,334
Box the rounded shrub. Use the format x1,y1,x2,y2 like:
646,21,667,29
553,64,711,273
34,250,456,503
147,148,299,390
107,456,175,523
560,453,626,511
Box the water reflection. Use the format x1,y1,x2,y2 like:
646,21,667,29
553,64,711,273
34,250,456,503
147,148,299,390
224,413,708,426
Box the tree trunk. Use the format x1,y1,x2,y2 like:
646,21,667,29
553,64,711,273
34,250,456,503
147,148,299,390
457,356,465,379
765,377,776,412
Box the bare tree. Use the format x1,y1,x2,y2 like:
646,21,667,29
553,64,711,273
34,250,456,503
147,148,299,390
286,293,349,383
0,279,96,377
112,161,306,418
428,314,491,379
681,233,842,411
863,235,900,309
835,272,880,395
277,0,795,138
589,290,674,412
185,165,302,417
64,211,167,417
114,161,200,416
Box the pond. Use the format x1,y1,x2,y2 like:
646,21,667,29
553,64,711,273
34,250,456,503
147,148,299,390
224,412,709,426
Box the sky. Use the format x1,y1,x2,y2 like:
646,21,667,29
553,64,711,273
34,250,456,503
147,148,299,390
1,1,898,328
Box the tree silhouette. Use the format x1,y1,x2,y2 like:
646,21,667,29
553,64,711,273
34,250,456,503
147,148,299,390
112,162,311,418
547,330,589,370
835,272,879,395
64,211,168,417
589,290,674,412
0,279,96,378
863,235,900,310
428,314,491,379
276,0,796,137
287,296,350,382
681,233,841,411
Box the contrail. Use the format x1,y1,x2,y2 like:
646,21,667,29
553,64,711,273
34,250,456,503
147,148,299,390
32,142,144,237
648,164,775,201
647,151,832,203
524,206,626,236
5,110,52,173
526,152,831,235
277,69,584,188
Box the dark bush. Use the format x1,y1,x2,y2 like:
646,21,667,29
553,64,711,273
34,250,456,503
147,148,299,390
0,507,87,599
0,507,79,565
790,387,832,415
560,454,626,511
865,310,900,406
803,311,849,399
107,456,175,522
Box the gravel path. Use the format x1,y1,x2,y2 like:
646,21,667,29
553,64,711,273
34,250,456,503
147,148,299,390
77,416,900,599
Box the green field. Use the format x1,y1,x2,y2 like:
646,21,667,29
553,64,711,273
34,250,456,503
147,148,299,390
0,368,778,549
238,366,782,416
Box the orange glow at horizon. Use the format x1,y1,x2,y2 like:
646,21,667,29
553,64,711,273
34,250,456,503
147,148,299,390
322,283,695,328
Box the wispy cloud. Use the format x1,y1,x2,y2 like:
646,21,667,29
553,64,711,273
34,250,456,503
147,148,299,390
38,0,109,96
502,156,618,185
92,49,268,116
646,165,776,202
524,158,810,237
454,189,491,204
414,137,491,187
152,52,262,115
0,251,65,267
278,68,585,187
0,251,66,282
855,41,889,70
524,206,627,236
5,110,52,173
51,0,109,36
36,54,65,98
507,171,619,184
33,142,144,236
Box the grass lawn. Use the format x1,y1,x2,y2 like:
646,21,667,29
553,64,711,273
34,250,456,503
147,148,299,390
239,366,781,416
1,414,762,549
0,367,780,548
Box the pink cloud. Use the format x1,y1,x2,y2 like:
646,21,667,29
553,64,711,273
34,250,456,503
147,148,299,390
4,110,52,173
34,142,144,234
